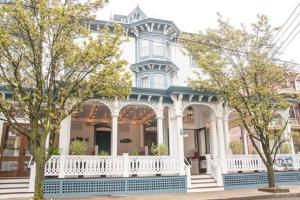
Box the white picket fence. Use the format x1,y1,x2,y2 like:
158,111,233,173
44,154,182,178
226,154,300,173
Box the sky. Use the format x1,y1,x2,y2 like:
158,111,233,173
96,0,300,67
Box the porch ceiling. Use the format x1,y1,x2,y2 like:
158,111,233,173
72,103,156,125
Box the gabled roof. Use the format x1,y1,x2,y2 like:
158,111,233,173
112,6,147,23
127,6,147,22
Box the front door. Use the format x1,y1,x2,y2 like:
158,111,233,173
0,124,31,177
95,131,111,155
195,128,210,173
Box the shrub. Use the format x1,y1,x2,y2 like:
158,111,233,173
151,144,167,155
69,139,88,155
230,141,244,155
99,150,109,156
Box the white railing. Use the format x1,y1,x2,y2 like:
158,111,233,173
44,154,182,178
226,154,300,173
226,155,265,172
128,156,181,175
184,158,191,188
205,155,223,186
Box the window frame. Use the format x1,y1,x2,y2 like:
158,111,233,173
153,73,165,89
152,36,164,57
140,75,150,88
139,38,150,58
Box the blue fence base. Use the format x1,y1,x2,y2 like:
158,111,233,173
224,171,300,190
44,176,187,197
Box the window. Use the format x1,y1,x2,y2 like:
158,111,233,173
153,36,164,57
190,56,198,67
139,39,150,58
138,35,170,60
153,74,165,89
141,76,150,88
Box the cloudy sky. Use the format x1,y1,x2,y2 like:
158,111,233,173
97,0,300,66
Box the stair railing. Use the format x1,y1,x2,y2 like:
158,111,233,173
184,158,192,188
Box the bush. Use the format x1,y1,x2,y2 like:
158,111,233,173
230,141,244,155
99,150,109,156
151,144,167,155
69,139,88,155
281,143,292,154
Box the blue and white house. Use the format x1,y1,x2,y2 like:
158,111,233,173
0,6,300,198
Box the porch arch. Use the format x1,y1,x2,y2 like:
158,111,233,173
117,101,159,116
182,102,218,117
181,103,217,175
117,103,159,155
68,100,113,155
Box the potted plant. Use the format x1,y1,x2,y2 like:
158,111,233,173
130,148,140,177
151,144,167,176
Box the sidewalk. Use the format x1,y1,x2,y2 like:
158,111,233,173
8,185,300,200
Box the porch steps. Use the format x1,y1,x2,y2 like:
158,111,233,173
0,178,33,199
187,174,224,193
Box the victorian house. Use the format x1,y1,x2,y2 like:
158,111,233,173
0,7,300,198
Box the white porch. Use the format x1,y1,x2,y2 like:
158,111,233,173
26,88,300,193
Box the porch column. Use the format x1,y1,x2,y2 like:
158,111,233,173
210,119,218,160
168,111,174,156
157,97,164,145
59,115,72,155
286,122,295,154
217,116,227,174
157,116,164,144
223,118,231,154
111,114,118,156
45,133,50,155
241,126,249,155
176,114,185,175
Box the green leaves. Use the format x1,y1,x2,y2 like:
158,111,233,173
0,0,131,167
181,14,295,172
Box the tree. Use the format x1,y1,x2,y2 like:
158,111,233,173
0,1,131,199
181,15,300,188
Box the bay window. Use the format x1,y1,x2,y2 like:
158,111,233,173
153,74,165,89
139,38,150,58
153,36,164,57
141,76,150,88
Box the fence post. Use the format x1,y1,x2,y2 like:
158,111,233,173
216,165,223,186
28,163,36,192
123,153,129,177
185,165,191,188
58,155,65,178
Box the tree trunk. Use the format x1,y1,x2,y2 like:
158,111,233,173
266,163,276,188
34,152,46,200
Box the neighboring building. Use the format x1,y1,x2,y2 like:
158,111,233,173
0,6,299,198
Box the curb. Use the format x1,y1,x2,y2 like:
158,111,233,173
212,192,300,200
